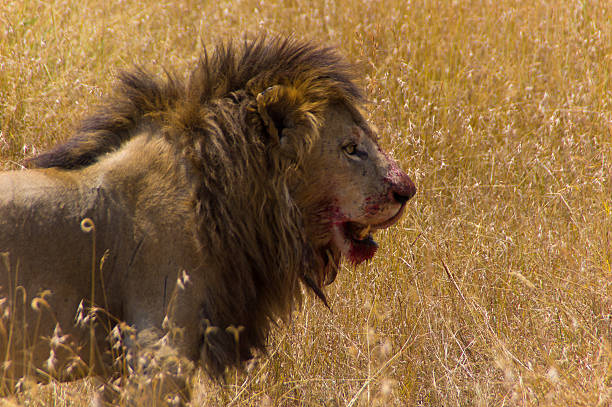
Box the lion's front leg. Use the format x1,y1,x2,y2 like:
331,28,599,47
123,328,195,406
92,326,195,407
99,268,205,406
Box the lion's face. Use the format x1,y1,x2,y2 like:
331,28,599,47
299,103,416,288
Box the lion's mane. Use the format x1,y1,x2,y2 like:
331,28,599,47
29,36,365,374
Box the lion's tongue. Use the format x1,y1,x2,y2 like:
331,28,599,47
348,235,378,264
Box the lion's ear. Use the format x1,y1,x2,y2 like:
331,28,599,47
256,85,306,145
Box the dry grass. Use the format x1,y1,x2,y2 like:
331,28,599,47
1,0,611,405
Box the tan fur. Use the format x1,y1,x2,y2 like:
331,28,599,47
0,36,415,403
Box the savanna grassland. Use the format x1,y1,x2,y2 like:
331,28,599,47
1,0,611,406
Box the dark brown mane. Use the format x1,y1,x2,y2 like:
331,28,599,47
29,36,363,169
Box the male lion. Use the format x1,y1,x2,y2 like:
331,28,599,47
0,36,415,404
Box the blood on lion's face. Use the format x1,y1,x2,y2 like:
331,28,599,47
297,102,416,291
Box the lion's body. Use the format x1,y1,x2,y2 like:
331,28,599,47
0,37,415,403
0,135,199,381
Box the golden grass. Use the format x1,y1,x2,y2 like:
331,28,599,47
1,0,611,405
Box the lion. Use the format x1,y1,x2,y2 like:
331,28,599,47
0,36,415,404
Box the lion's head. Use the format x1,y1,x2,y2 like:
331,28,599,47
287,103,415,302
300,104,416,294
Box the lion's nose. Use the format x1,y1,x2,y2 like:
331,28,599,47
390,173,416,204
393,191,412,204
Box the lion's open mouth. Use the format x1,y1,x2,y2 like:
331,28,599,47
340,202,406,265
342,222,379,264
303,204,406,306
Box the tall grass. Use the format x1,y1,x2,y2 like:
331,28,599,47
1,0,610,405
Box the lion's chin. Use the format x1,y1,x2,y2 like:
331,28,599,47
301,244,341,307
320,244,341,285
305,204,406,305
303,226,381,307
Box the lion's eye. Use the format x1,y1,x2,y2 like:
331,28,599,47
343,143,357,155
343,142,368,160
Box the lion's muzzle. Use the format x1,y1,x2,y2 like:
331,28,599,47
387,166,416,204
